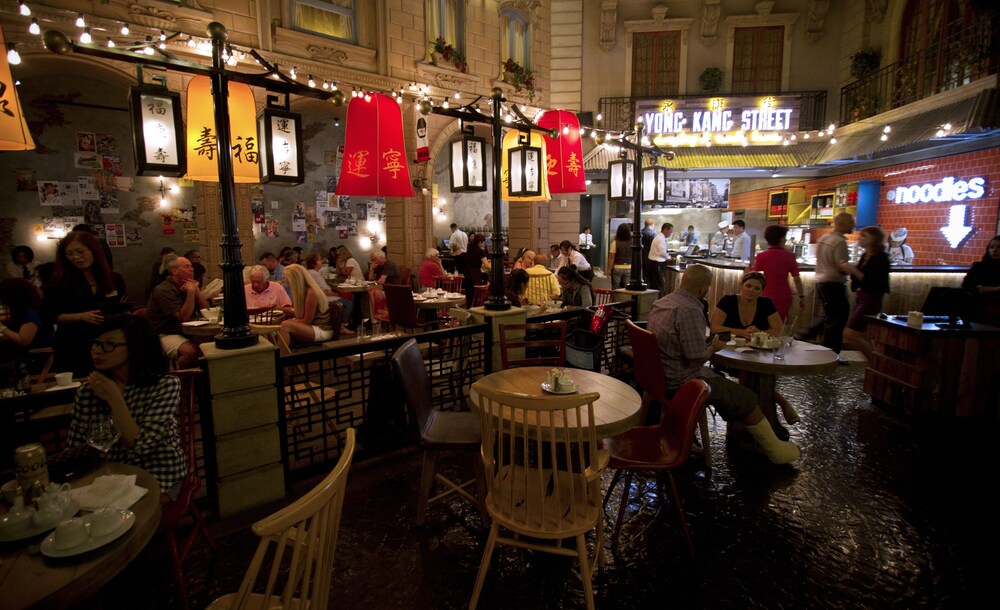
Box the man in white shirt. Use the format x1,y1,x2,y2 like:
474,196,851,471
449,223,468,275
730,220,751,260
795,212,855,354
557,240,594,281
647,222,673,297
578,227,594,264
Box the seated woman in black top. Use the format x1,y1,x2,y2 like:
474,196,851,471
710,271,799,425
840,226,891,362
962,235,1000,324
505,269,529,308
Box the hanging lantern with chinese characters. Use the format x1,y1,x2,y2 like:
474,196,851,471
536,110,585,194
335,92,414,197
450,123,486,192
608,156,635,202
641,164,667,204
185,76,258,183
507,131,542,197
500,128,549,202
257,93,303,185
129,73,185,176
0,27,34,151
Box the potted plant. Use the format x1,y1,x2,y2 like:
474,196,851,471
699,67,724,92
850,48,881,81
502,58,536,102
429,37,468,73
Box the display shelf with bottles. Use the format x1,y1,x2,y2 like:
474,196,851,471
810,192,836,220
768,187,806,221
834,179,880,226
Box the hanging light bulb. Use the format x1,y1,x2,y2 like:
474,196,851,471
6,45,21,66
159,41,167,50
828,123,835,132
307,75,316,87
331,82,338,90
159,30,167,41
28,18,40,36
396,95,402,104
75,13,85,28
454,91,460,99
107,38,115,48
80,28,92,44
363,92,371,102
18,1,30,17
562,124,569,135
830,137,837,144
442,98,450,109
521,104,527,113
143,35,154,55
187,37,196,48
596,113,603,122
121,23,130,35
289,66,298,80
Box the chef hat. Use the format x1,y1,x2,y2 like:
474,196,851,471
890,227,908,242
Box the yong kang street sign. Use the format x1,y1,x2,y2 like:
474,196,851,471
634,95,801,147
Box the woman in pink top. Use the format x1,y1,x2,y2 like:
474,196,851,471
753,225,805,322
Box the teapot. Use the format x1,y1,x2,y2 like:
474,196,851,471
43,482,72,511
33,492,65,528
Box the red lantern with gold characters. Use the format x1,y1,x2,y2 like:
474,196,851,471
335,93,414,197
537,110,585,194
185,76,259,183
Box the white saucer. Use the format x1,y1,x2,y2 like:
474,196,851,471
46,382,81,391
541,380,579,394
0,499,80,542
182,320,210,327
41,510,135,557
412,295,425,301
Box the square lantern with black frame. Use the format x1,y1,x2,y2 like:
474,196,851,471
608,154,635,202
129,72,186,177
507,130,542,197
641,164,666,205
450,123,487,192
257,93,304,185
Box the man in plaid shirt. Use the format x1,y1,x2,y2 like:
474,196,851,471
647,264,801,464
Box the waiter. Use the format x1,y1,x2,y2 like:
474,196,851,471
578,227,594,264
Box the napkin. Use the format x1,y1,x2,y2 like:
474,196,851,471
734,347,757,354
70,474,147,510
796,342,829,351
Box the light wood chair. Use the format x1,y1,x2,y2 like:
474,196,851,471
470,383,608,610
247,306,289,354
207,428,356,610
498,321,567,369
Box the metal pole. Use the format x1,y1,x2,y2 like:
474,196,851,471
207,23,255,348
626,123,647,291
484,87,509,310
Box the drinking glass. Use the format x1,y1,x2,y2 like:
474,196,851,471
372,321,382,340
87,417,120,474
773,336,792,362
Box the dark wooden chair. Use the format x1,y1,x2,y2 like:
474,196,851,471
384,284,437,333
434,275,464,293
499,321,567,369
471,283,490,308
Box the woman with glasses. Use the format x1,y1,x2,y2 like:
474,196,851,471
66,315,185,504
43,231,128,376
710,271,800,425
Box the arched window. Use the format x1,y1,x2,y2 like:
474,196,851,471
501,8,531,68
290,0,356,43
427,0,464,50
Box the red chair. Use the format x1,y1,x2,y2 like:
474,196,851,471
593,288,614,306
434,275,463,293
398,266,413,287
384,284,437,333
367,285,391,324
601,378,712,556
471,283,490,308
160,369,217,609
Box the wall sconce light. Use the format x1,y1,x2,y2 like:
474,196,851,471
450,123,486,192
257,92,304,185
129,71,186,176
507,131,542,197
641,164,667,204
608,155,635,202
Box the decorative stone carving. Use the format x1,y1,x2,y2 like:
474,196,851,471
805,0,830,42
754,1,775,18
867,0,888,23
498,0,543,27
306,45,348,64
415,61,480,90
128,4,178,29
600,0,617,52
701,0,721,47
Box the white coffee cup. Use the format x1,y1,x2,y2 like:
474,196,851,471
53,518,88,549
733,337,747,347
907,311,924,328
1,479,19,505
88,507,122,538
54,372,73,386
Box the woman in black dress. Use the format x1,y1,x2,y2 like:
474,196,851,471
962,235,1000,324
43,231,127,376
840,226,890,362
463,234,488,298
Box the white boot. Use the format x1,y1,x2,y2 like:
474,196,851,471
747,420,801,464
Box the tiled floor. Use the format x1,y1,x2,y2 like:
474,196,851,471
106,357,998,609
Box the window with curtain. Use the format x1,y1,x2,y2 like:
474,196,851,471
426,0,463,49
501,8,531,67
731,26,783,93
630,31,681,97
291,0,356,42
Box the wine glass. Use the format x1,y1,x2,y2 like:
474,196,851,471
87,417,120,475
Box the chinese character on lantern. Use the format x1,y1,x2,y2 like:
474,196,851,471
382,148,404,179
195,127,216,160
346,150,371,178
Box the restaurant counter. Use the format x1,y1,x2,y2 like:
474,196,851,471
863,315,1000,417
663,257,968,330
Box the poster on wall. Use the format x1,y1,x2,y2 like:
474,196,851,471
14,168,36,191
84,201,101,224
642,178,730,210
338,195,351,212
183,226,199,243
78,177,98,200
305,205,318,235
325,176,337,192
105,224,126,247
338,227,348,238
252,200,265,224
172,208,195,222
126,227,142,245
161,214,175,235
114,177,134,192
95,134,116,155
295,231,307,243
354,202,367,220
38,181,80,206
292,202,306,232
100,191,119,214
74,153,101,170
264,214,279,237
77,132,96,152
101,156,123,177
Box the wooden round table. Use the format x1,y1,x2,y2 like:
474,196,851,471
0,463,162,610
711,340,839,440
470,367,642,438
414,294,466,310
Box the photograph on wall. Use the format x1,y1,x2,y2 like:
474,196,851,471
325,176,337,191
347,222,358,236
172,208,195,222
74,152,101,170
354,202,367,220
305,205,318,235
295,230,307,244
338,195,351,212
125,227,143,245
101,155,123,177
14,168,36,191
99,191,119,214
84,201,101,225
643,178,730,210
77,132,96,152
183,226,199,243
105,223,126,247
95,134,117,156
38,181,81,206
161,214,175,235
114,177,134,192
316,191,330,215
264,215,279,237
252,199,265,224
78,177,98,200
324,151,337,165
338,227,348,238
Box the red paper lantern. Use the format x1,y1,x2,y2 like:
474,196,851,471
335,93,414,197
537,110,586,194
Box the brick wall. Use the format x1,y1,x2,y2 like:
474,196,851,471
729,148,1000,266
